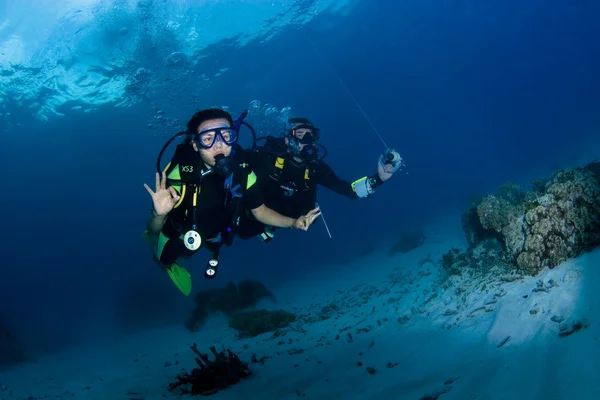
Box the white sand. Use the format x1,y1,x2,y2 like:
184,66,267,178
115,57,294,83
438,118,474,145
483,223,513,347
2,221,599,400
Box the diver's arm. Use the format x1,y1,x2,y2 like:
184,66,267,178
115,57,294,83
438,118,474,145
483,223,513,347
245,169,297,228
246,174,319,230
250,204,297,229
318,163,384,199
146,210,168,235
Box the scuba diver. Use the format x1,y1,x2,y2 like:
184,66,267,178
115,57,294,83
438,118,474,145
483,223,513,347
237,116,403,242
143,108,321,296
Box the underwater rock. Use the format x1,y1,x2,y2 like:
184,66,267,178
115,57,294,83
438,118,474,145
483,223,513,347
469,239,511,271
440,248,468,275
584,160,600,179
558,318,589,337
516,167,600,273
460,164,600,275
228,309,297,339
168,343,252,396
496,181,529,204
461,206,501,247
186,280,276,332
477,196,524,239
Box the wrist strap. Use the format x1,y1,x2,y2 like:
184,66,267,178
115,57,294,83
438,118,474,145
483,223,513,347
369,173,384,189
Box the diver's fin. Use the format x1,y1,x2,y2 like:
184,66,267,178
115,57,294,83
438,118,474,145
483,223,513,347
143,231,191,295
166,263,192,296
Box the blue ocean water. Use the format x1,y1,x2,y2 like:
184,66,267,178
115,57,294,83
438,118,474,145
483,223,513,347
1,0,599,373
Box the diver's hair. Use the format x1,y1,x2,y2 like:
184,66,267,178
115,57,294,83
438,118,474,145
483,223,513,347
187,108,234,132
288,117,315,127
182,136,196,145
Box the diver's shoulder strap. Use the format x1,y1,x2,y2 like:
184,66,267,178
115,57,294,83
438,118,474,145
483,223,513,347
163,144,207,211
270,155,316,189
166,144,204,183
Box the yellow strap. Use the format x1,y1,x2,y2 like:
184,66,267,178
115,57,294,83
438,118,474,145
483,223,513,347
192,185,198,206
351,176,368,190
173,184,186,208
275,157,285,169
304,168,310,180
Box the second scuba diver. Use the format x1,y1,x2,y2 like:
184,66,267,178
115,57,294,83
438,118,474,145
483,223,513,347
237,117,403,241
143,109,321,296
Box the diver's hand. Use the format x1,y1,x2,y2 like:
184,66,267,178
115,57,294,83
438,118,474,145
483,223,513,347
293,207,321,231
377,149,403,181
144,172,181,217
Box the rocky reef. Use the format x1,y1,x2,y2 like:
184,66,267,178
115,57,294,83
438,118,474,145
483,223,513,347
186,280,276,332
458,161,600,275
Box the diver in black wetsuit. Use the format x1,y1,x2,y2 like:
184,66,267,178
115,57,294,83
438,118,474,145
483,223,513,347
237,116,403,242
143,109,321,295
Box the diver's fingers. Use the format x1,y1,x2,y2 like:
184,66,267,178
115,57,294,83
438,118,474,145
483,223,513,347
301,218,309,230
307,208,320,218
160,171,167,191
295,217,307,231
155,172,160,191
168,186,180,201
308,212,321,226
143,183,155,197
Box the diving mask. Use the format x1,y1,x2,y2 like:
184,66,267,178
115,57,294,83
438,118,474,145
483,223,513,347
290,124,320,144
196,127,238,149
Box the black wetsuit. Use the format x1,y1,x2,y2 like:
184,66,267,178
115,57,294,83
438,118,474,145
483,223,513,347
156,144,264,264
237,136,361,239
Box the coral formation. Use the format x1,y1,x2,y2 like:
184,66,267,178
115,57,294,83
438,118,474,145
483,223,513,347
168,343,251,396
459,162,600,275
461,205,501,247
440,239,513,278
228,309,297,338
186,280,276,332
441,248,467,275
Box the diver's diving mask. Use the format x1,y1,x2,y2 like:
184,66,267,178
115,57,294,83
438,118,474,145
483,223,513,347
196,127,238,149
289,124,320,144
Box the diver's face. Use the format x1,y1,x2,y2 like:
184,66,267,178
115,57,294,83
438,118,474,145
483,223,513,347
284,136,307,151
285,123,315,151
192,118,233,167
